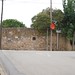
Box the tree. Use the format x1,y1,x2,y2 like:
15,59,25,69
2,19,26,28
52,9,64,30
31,12,50,30
62,0,75,39
31,8,63,31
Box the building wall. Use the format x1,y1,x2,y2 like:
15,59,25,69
1,28,73,50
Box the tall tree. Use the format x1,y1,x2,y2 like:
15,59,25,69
52,9,64,30
62,0,75,39
31,12,50,30
2,19,26,28
31,8,63,31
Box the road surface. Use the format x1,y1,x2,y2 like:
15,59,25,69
0,50,75,75
0,51,25,75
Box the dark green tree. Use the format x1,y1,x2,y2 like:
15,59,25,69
2,19,26,28
31,8,63,31
31,12,50,30
52,9,64,30
62,0,75,39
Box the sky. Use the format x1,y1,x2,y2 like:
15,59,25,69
0,0,63,28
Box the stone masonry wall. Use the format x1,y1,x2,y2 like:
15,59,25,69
2,28,47,50
1,28,72,50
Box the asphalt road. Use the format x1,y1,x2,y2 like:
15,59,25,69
0,50,75,75
0,51,25,75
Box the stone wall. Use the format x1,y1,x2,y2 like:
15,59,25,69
1,28,73,50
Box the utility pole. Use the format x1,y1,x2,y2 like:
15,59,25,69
0,0,4,49
50,0,52,51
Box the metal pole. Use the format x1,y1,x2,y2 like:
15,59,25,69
50,0,52,51
56,33,59,50
47,28,48,50
74,32,75,50
0,0,4,49
72,32,75,50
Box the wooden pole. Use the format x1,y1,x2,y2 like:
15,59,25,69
0,0,4,50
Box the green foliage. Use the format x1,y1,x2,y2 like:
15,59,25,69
2,19,26,28
31,8,63,33
52,9,64,30
31,12,50,30
62,0,75,39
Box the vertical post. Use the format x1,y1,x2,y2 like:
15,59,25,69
0,0,4,50
72,32,75,50
56,33,59,50
74,32,75,50
50,0,52,51
56,30,61,50
72,34,74,51
47,28,48,50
